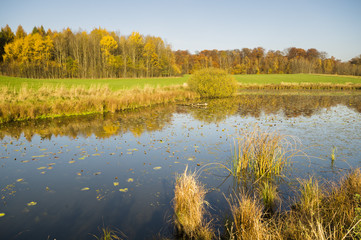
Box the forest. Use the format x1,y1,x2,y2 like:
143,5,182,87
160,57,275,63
1,24,361,78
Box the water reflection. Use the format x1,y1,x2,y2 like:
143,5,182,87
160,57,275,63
1,91,360,140
1,91,361,239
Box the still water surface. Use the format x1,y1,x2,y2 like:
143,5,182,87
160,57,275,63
0,91,360,239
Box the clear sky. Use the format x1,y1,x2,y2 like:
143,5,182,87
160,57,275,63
1,0,361,61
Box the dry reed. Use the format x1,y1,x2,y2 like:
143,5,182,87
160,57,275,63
0,84,198,123
173,166,213,239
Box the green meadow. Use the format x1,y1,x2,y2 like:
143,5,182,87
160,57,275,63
234,73,361,84
0,75,188,90
1,74,361,90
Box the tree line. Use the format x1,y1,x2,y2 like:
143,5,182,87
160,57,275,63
0,25,179,78
175,48,361,76
1,24,361,78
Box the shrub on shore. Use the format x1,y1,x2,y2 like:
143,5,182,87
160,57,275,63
187,68,238,98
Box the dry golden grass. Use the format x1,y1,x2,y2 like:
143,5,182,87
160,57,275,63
225,191,281,240
223,169,361,240
0,84,198,123
281,170,361,240
173,166,213,239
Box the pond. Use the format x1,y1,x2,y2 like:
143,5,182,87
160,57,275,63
0,90,361,239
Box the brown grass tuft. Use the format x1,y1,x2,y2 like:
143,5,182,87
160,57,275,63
173,166,213,239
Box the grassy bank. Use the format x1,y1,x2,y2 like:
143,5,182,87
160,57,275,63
0,85,198,123
1,73,361,124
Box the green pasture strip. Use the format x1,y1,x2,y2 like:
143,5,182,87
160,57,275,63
0,75,189,91
1,74,361,91
234,74,361,84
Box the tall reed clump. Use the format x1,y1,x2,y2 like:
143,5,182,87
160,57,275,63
232,125,297,182
173,166,213,239
225,170,361,240
225,192,279,240
282,170,361,239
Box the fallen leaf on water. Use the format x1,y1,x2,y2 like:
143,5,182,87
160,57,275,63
81,187,90,191
153,166,162,170
76,172,82,176
187,157,194,161
41,171,46,174
113,182,119,186
68,160,75,164
94,172,101,175
48,163,55,166
119,188,128,192
32,155,46,158
127,178,134,182
37,167,46,170
46,187,50,191
16,178,24,182
21,160,29,163
27,201,37,206
40,148,47,151
92,153,100,156
0,213,5,217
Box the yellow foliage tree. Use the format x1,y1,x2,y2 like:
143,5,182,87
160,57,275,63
100,35,118,57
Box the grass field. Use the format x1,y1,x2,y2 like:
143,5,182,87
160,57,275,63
0,75,189,90
234,74,361,84
1,74,361,90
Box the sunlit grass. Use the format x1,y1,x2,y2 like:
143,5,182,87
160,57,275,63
225,191,279,240
232,125,299,181
0,84,198,123
173,166,213,239
1,74,361,91
0,75,188,91
234,73,361,85
222,169,361,240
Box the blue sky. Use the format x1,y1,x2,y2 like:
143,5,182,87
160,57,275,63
1,0,361,61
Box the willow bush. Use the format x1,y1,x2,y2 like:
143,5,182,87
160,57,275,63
188,68,238,98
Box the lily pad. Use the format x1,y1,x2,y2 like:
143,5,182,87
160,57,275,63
27,201,37,206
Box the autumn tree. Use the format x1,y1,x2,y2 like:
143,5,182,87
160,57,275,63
0,25,15,62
